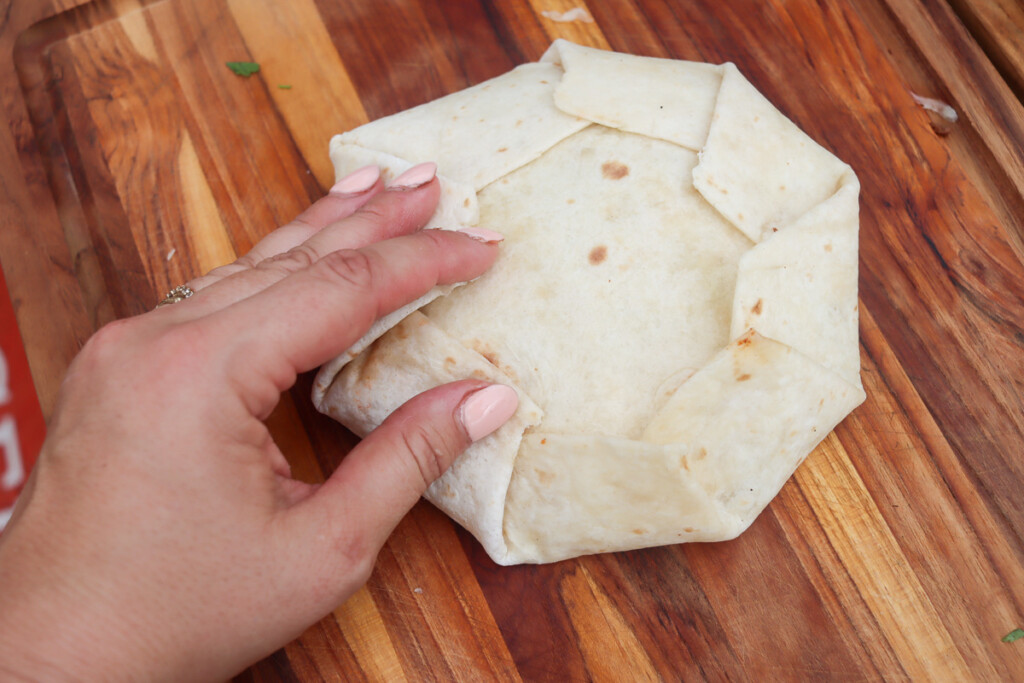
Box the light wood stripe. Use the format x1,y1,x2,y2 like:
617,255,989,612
794,432,974,680
227,0,369,189
178,131,236,273
333,587,408,682
560,564,660,682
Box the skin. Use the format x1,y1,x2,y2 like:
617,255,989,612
0,172,506,681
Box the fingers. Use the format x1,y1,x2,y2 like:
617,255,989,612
187,165,386,293
167,163,443,319
288,381,519,582
204,227,502,414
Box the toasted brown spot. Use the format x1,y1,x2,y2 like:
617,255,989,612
444,356,456,367
498,147,508,153
737,373,752,382
771,226,779,233
441,484,455,498
632,528,646,535
566,198,576,204
540,79,549,84
601,161,629,180
751,298,763,315
736,331,756,348
683,527,695,533
779,185,786,191
463,198,470,208
515,119,523,127
679,455,690,472
588,245,608,265
540,438,547,445
824,243,833,252
470,369,488,380
534,468,555,485
695,447,708,461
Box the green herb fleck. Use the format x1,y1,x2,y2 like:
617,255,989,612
278,84,293,90
226,61,260,78
1003,628,1024,643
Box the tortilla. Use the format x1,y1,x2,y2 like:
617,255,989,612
313,40,865,565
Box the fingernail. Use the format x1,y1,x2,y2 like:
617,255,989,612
330,165,380,195
457,227,505,243
459,385,519,442
388,162,437,190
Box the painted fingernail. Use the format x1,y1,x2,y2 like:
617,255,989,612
456,227,505,243
459,385,519,442
330,165,380,195
388,162,437,190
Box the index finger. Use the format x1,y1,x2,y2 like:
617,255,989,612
203,228,503,408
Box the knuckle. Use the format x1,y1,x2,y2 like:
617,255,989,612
400,423,460,488
317,249,376,293
259,242,320,273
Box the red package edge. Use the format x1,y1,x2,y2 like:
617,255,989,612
0,264,46,531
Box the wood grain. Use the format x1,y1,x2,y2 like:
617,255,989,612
2,0,1023,680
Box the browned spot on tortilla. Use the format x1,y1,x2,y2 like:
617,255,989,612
588,245,608,265
441,484,455,498
751,298,763,315
736,330,756,348
679,455,690,472
683,527,695,533
779,185,786,191
566,198,575,204
771,227,779,233
515,119,523,127
737,373,752,382
497,147,508,153
463,198,470,208
470,369,488,380
501,178,509,184
819,398,825,407
824,243,833,252
695,447,708,461
444,356,456,367
540,79,549,84
632,528,646,535
541,438,547,445
601,161,629,179
754,115,760,122
534,468,555,485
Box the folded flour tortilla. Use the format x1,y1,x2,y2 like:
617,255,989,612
313,40,865,565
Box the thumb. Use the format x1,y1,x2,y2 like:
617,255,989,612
290,380,518,580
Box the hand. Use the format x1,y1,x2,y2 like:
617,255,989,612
0,163,517,681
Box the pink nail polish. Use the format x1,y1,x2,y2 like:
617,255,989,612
388,162,437,190
459,385,519,442
457,227,505,243
330,165,380,195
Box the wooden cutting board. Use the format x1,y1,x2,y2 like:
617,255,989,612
3,0,1023,679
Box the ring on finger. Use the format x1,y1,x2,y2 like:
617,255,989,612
156,284,195,308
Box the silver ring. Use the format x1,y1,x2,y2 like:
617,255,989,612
156,284,195,307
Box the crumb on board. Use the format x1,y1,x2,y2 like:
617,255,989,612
910,92,958,135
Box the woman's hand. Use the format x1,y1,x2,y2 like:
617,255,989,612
0,163,516,681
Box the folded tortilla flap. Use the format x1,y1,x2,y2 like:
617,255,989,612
692,63,852,243
335,63,589,191
541,39,723,151
315,311,543,563
502,433,743,565
328,142,479,228
642,330,865,528
730,175,862,387
311,145,482,407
